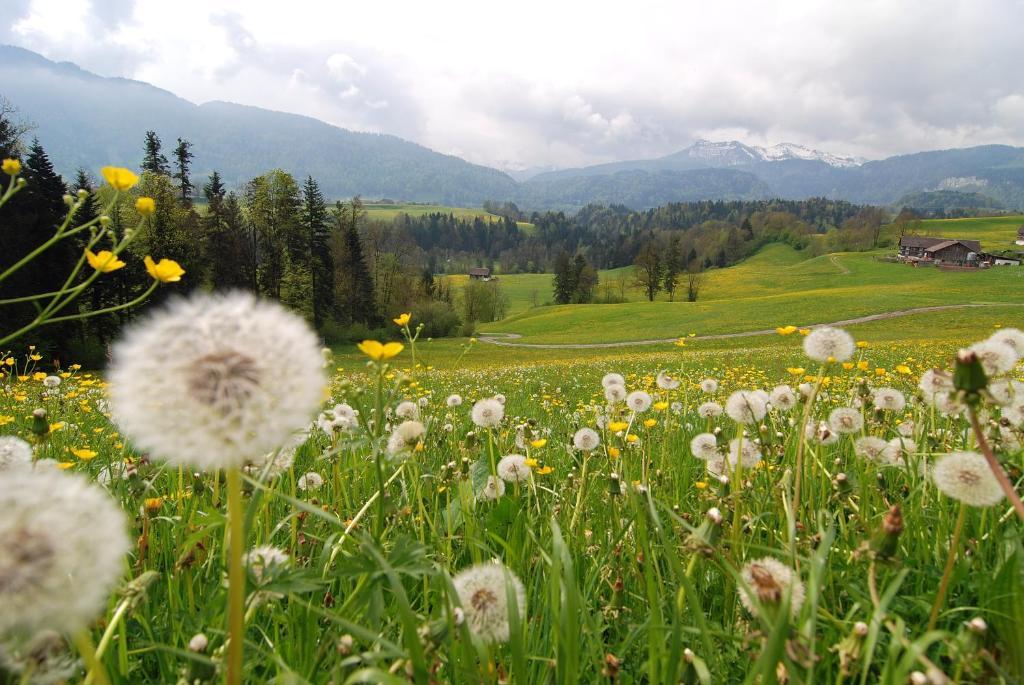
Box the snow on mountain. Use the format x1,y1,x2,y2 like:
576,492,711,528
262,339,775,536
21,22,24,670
684,139,864,168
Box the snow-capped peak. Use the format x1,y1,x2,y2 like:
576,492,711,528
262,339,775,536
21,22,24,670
684,139,864,168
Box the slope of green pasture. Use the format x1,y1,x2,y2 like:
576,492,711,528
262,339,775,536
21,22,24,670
882,214,1024,251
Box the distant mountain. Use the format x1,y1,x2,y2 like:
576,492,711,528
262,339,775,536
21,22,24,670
5,45,1024,212
0,45,517,204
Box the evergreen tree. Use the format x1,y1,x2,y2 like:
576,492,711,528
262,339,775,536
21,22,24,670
172,138,194,204
204,171,252,290
572,253,598,303
331,199,378,326
301,176,333,328
551,251,574,304
142,131,170,175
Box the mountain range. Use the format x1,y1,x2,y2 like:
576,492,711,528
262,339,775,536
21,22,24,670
4,44,1024,212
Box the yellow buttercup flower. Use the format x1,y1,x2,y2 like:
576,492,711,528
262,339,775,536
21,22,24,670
0,415,13,426
536,466,554,475
524,458,539,468
393,312,411,326
674,338,686,347
856,341,869,348
530,438,547,448
85,249,126,273
653,401,669,411
787,367,805,376
101,166,139,191
358,340,404,362
32,372,46,381
643,418,657,428
798,328,810,336
607,447,621,458
896,364,912,375
857,361,869,371
842,362,854,370
144,256,185,282
2,158,21,175
29,354,41,361
607,421,629,433
135,196,156,216
776,325,798,335
71,448,98,460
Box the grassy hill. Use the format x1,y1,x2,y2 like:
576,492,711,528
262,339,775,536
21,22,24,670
362,202,535,230
881,214,1024,251
478,244,1024,344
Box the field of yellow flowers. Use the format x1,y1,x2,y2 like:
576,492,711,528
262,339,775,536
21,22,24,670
2,300,1024,685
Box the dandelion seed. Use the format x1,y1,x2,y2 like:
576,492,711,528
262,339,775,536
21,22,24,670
656,370,680,390
769,385,797,411
931,451,1004,507
497,454,532,483
803,326,855,363
968,340,1018,376
298,472,324,491
739,557,805,617
626,391,652,413
451,562,526,643
0,469,129,634
471,398,504,428
0,436,33,472
872,387,906,412
479,475,505,500
689,433,718,460
725,391,767,424
697,401,723,418
602,373,625,389
108,292,326,471
395,401,419,420
828,407,863,434
573,427,600,451
699,378,719,394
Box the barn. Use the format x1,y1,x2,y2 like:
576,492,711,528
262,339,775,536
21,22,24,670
898,236,982,266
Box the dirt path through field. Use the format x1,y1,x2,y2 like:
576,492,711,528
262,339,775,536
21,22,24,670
477,302,1022,349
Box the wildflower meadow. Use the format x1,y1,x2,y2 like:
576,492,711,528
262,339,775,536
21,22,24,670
2,162,1024,685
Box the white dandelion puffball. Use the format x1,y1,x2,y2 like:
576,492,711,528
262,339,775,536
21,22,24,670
872,387,906,412
604,384,627,404
932,451,1004,507
573,427,600,451
725,390,767,424
0,469,130,634
854,436,889,463
479,475,506,501
387,420,425,455
42,375,61,388
626,390,653,413
989,380,1024,406
1005,403,1024,428
446,394,463,408
728,438,762,468
896,420,915,438
769,385,798,411
918,369,954,397
244,545,291,585
497,454,532,483
690,433,719,460
471,398,504,428
601,372,625,389
0,630,80,685
968,341,1018,376
700,378,719,394
809,421,839,446
0,436,33,472
395,401,419,420
697,401,723,419
452,562,526,643
656,370,680,390
297,472,324,491
803,326,855,363
989,328,1024,357
883,437,916,464
108,292,326,471
828,407,863,434
706,454,729,479
739,557,805,617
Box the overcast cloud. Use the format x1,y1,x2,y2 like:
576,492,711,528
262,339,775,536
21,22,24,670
5,0,1024,170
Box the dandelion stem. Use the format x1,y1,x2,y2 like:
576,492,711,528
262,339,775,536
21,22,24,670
74,630,110,685
967,407,1024,521
225,467,246,685
792,368,825,524
928,502,967,634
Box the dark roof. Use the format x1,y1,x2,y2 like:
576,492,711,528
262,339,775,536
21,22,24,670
924,239,982,254
468,267,490,276
900,235,981,253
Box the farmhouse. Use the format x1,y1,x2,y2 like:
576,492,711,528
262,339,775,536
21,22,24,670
898,236,982,266
468,267,492,281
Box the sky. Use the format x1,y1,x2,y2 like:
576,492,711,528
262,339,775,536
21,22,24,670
4,0,1024,171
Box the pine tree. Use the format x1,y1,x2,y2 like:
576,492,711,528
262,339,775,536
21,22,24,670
301,176,333,328
331,200,378,326
551,251,574,304
172,138,194,204
142,131,170,175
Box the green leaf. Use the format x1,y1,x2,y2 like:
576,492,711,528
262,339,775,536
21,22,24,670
986,541,1024,677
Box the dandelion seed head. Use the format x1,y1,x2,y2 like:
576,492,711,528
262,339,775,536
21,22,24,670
109,292,326,471
656,370,680,390
626,390,652,413
689,433,718,460
854,436,889,463
828,407,863,434
446,394,463,407
968,340,1018,376
244,545,290,586
725,391,767,424
769,385,797,411
471,398,504,428
42,376,61,388
478,475,505,500
872,387,906,412
387,420,425,455
601,373,625,389
573,427,600,451
803,326,855,363
497,454,531,483
395,401,419,420
739,557,805,617
452,562,526,643
0,630,79,685
728,438,762,468
604,384,627,403
697,401,723,419
932,451,1004,507
988,327,1024,357
700,378,719,394
0,436,33,472
297,471,324,491
918,368,954,396
0,469,129,634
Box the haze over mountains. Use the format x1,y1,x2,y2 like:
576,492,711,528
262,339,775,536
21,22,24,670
4,44,1024,212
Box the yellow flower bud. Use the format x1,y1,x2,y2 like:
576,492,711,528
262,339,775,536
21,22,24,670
135,196,156,216
2,158,21,175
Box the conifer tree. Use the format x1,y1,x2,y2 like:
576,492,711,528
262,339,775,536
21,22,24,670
142,131,170,175
301,176,333,327
172,138,194,204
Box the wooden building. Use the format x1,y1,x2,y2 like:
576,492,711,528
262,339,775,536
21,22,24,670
898,236,982,266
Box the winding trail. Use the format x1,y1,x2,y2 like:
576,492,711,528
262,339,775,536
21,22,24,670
830,255,851,275
477,302,1022,350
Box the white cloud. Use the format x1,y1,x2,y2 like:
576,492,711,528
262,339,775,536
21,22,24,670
5,0,1024,169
